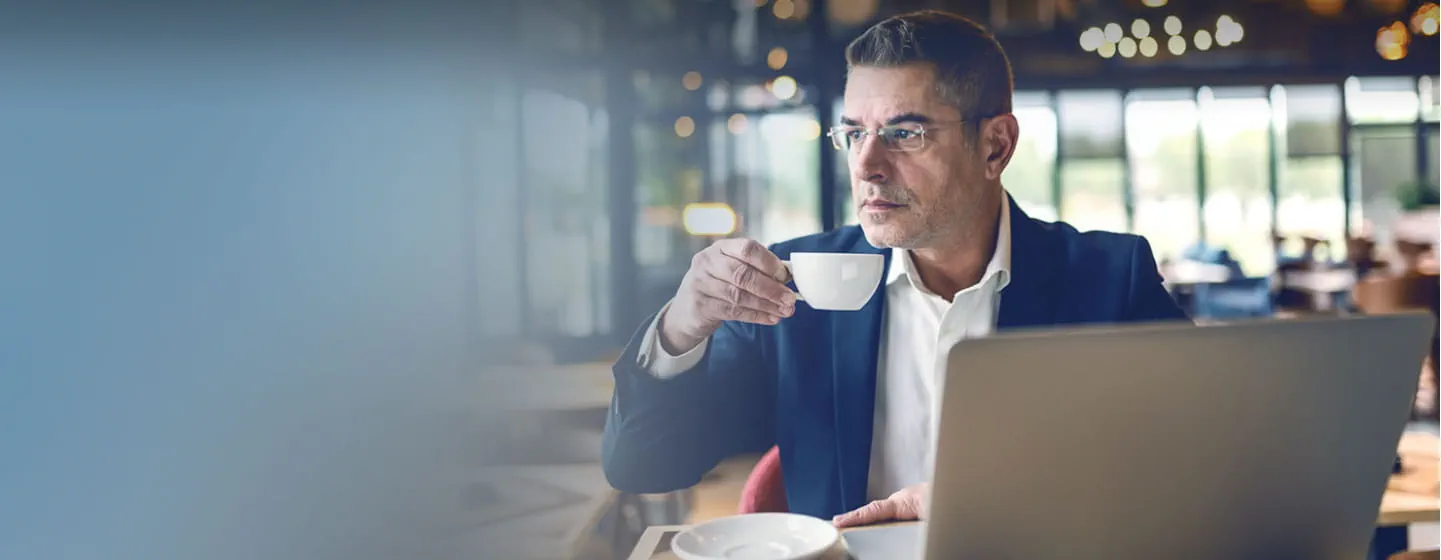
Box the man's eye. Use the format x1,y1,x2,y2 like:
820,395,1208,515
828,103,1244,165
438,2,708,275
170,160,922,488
845,129,865,140
890,129,916,140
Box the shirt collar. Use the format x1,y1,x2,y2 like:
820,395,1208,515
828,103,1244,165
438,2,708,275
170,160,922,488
886,191,1013,296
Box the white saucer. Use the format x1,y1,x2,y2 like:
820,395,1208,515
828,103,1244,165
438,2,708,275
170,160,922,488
671,512,840,560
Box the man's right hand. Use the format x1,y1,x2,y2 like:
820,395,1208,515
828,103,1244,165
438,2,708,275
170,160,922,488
659,238,797,355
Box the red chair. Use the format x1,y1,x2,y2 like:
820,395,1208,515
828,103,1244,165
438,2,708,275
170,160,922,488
738,445,789,513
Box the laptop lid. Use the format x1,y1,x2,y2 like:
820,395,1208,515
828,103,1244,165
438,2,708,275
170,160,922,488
923,313,1433,559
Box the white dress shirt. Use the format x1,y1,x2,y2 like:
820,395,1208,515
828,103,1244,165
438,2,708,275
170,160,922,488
635,195,1013,501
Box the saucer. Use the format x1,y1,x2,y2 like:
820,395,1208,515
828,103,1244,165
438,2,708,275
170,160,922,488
670,512,840,560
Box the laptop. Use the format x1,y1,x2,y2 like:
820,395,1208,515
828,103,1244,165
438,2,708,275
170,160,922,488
849,313,1434,559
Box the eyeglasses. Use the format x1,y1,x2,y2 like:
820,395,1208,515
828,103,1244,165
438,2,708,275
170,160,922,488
825,116,998,152
827,123,936,152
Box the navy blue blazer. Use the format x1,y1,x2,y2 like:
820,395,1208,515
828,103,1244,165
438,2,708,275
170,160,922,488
602,198,1190,520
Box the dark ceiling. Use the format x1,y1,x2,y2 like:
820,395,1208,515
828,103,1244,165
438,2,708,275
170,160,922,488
514,0,1438,90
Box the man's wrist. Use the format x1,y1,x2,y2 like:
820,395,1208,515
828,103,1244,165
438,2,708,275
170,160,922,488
657,313,707,356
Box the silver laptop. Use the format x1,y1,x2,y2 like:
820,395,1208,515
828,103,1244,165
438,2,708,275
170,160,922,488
890,313,1432,559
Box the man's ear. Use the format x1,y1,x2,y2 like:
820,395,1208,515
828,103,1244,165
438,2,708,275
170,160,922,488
981,114,1019,181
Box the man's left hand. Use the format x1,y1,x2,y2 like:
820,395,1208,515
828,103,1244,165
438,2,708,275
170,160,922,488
831,483,929,528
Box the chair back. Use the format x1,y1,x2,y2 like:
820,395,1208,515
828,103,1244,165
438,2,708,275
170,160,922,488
737,446,788,514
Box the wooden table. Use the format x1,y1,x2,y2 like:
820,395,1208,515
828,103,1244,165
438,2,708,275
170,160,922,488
631,432,1439,559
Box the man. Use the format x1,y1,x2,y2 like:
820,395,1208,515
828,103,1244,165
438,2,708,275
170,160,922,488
602,10,1189,527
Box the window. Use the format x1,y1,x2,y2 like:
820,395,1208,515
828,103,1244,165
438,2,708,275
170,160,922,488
1420,75,1439,122
743,109,822,245
1200,87,1274,275
633,118,700,267
1346,76,1420,124
1058,90,1124,159
521,87,610,337
834,97,861,226
1004,91,1058,222
1060,160,1128,233
1127,89,1199,264
1429,126,1439,187
1351,125,1418,244
1275,84,1346,261
1057,90,1126,232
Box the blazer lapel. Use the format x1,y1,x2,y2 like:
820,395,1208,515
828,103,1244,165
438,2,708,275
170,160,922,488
997,198,1063,330
831,237,889,514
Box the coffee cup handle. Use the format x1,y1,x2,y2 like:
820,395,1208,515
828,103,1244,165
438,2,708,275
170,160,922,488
779,261,804,301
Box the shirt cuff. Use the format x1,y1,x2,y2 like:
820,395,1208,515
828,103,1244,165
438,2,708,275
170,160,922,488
636,300,708,379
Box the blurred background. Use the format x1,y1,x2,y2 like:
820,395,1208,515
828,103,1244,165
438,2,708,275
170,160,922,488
2,1,1436,559
481,1,1441,558
487,0,1439,361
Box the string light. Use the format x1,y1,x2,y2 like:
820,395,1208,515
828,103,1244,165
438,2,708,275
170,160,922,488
767,47,789,70
727,114,749,135
1413,3,1439,36
1132,19,1152,38
682,71,703,91
1118,37,1139,58
675,116,696,138
1168,35,1187,55
1105,23,1124,42
1305,0,1344,16
770,76,799,100
1164,16,1183,35
1377,21,1411,60
773,0,795,19
1195,29,1214,50
1139,36,1159,57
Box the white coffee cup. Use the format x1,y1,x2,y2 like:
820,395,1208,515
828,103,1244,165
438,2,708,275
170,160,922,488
781,252,885,311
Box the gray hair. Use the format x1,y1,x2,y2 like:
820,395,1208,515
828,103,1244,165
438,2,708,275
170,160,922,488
844,10,1014,126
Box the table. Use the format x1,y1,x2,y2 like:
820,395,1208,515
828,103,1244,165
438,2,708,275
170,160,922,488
630,432,1439,559
1162,261,1233,289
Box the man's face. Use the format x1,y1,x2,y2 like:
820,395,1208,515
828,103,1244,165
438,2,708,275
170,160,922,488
840,64,986,250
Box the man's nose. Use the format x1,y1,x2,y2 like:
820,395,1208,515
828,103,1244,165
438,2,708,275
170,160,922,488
851,134,891,183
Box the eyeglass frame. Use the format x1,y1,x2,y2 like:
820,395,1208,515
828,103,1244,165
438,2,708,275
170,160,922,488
824,113,1005,153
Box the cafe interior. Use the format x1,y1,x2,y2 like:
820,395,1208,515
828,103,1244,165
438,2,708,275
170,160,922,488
481,0,1441,558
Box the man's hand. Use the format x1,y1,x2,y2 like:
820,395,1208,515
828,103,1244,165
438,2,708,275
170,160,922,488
831,483,929,528
659,238,796,354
